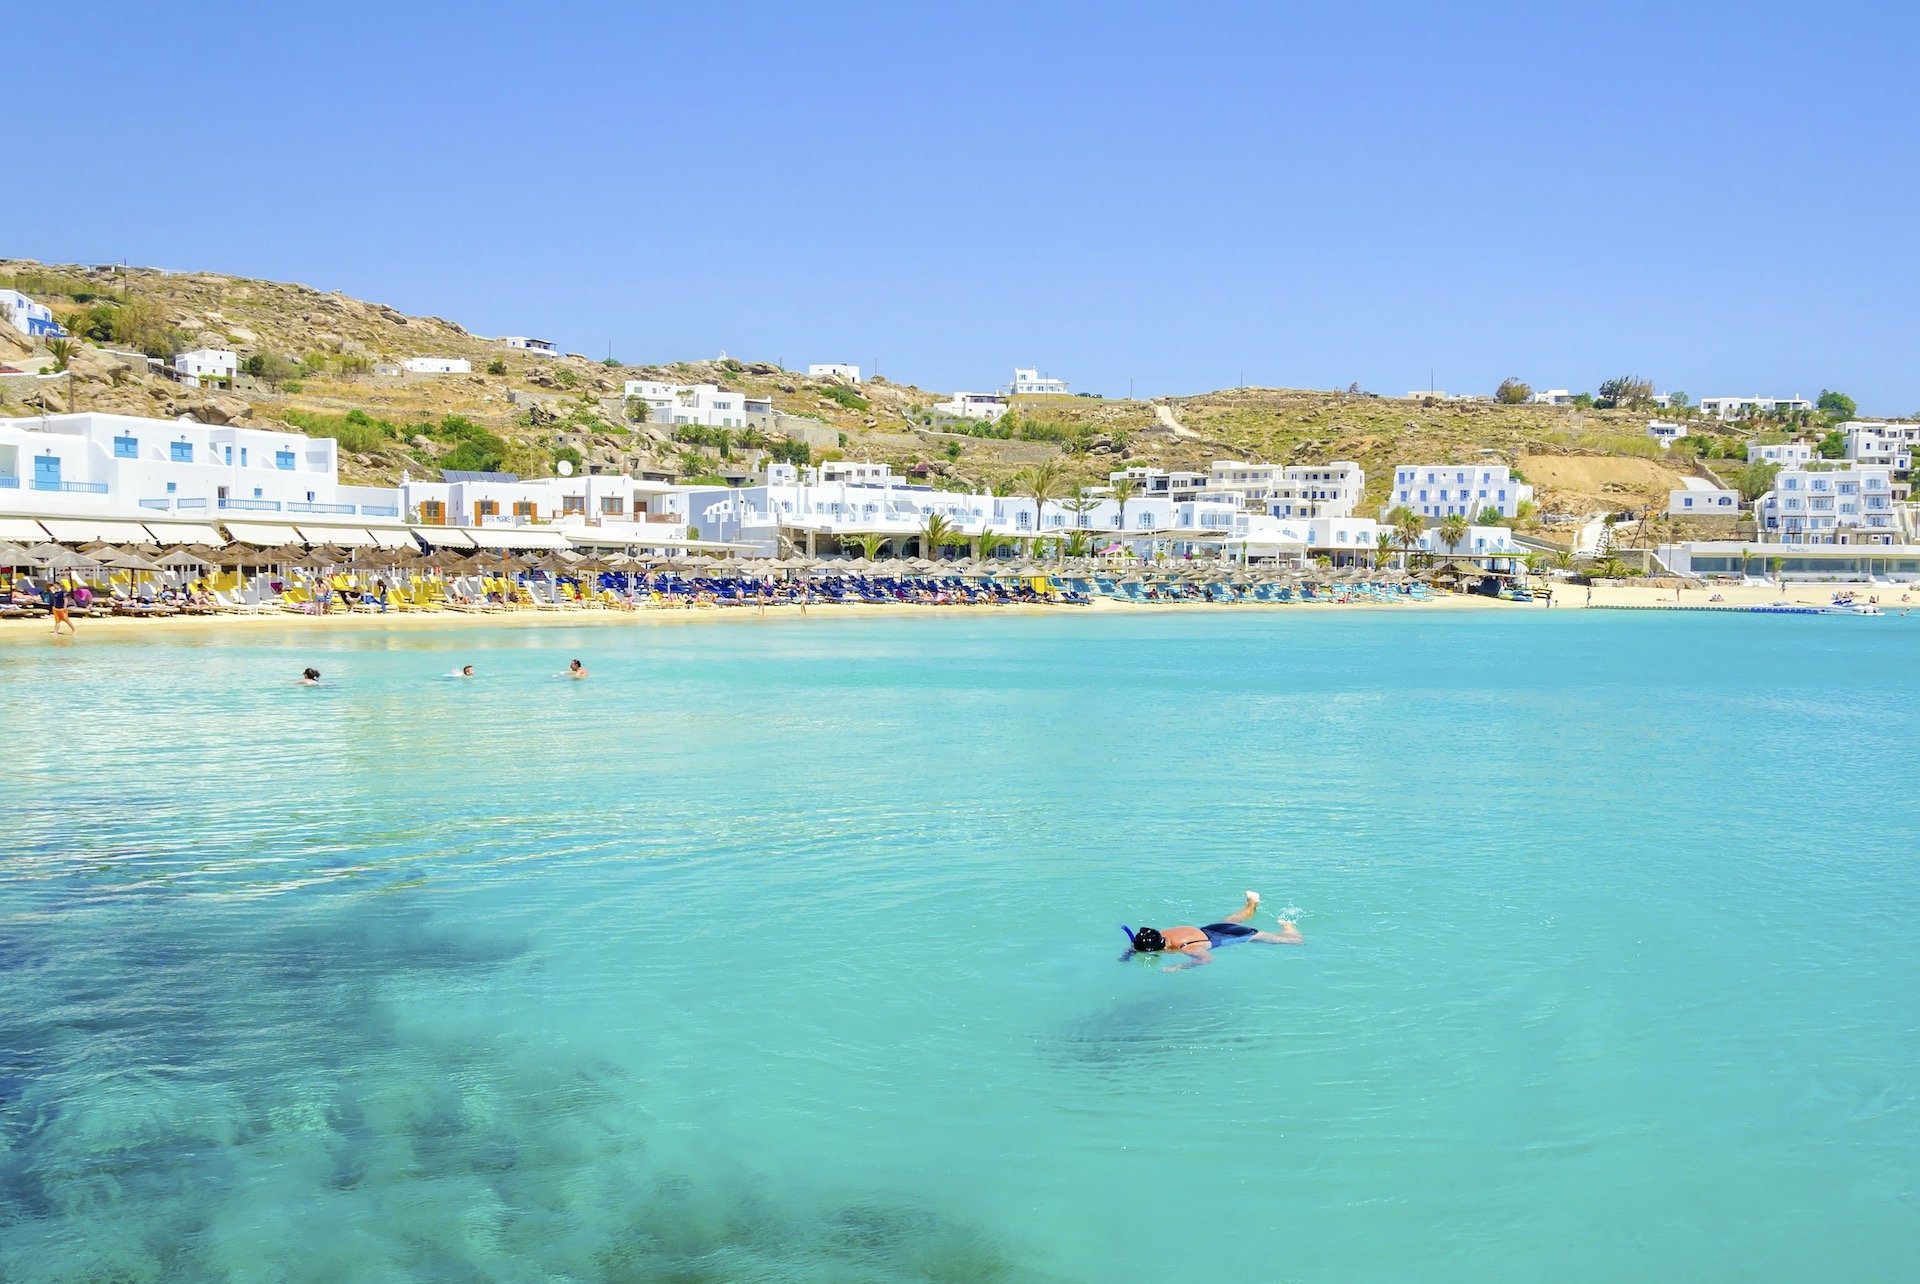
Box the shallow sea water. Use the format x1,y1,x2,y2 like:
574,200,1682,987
1,609,1917,1281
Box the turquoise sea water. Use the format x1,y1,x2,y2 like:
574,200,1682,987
2,609,1917,1282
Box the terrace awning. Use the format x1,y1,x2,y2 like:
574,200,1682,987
36,517,159,544
0,517,51,541
464,526,569,550
294,525,378,547
365,528,418,550
412,526,476,548
141,521,225,546
223,521,305,546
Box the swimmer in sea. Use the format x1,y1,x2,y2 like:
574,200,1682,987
564,659,588,679
298,667,321,686
1123,891,1302,972
452,664,474,678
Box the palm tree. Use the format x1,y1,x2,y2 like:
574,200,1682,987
1375,530,1394,570
853,532,887,561
973,530,1010,562
1063,528,1092,558
920,512,956,561
1109,475,1139,535
1769,555,1785,595
1063,494,1101,533
47,338,74,373
1018,458,1067,556
1438,512,1470,560
1388,505,1424,567
1551,549,1575,572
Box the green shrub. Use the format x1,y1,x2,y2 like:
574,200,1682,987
283,407,401,454
820,384,869,412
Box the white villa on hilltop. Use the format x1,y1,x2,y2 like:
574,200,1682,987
173,349,238,387
403,357,472,375
0,289,64,340
1010,367,1069,396
624,381,772,429
499,337,559,355
931,391,1009,422
807,363,862,383
1699,395,1813,421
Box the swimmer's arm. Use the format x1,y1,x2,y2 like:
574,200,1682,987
1162,945,1212,973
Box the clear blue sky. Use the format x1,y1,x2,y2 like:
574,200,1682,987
19,1,1920,413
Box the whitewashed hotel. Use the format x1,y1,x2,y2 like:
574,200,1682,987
1384,464,1534,520
0,411,400,528
1755,461,1907,544
399,472,690,536
1202,461,1364,518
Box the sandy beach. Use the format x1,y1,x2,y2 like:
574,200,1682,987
5,578,1908,642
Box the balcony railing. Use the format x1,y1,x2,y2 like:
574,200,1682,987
360,505,400,518
177,497,207,511
138,499,170,510
286,501,355,515
0,475,17,489
33,479,110,494
218,497,283,511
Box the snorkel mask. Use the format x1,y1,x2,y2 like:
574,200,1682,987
1123,925,1166,953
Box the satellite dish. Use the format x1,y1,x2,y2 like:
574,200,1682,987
556,459,574,476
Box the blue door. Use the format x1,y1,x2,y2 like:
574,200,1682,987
34,456,61,489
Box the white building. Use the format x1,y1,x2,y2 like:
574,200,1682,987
400,472,690,535
1646,419,1688,448
1384,464,1534,520
1107,465,1208,501
807,363,862,383
1010,367,1069,396
1659,541,1920,583
0,411,397,524
1748,440,1814,467
499,337,558,355
931,391,1008,422
1699,395,1813,421
1184,460,1365,519
403,357,472,375
0,410,722,552
683,460,1241,558
1756,461,1906,544
623,381,753,429
0,289,64,340
1841,420,1918,472
1668,477,1741,518
1529,388,1574,406
173,348,238,387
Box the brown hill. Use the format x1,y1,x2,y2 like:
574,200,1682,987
0,259,1747,515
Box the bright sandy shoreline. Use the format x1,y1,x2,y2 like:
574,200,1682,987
3,580,1906,641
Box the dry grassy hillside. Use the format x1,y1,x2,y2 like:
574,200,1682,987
0,259,1743,514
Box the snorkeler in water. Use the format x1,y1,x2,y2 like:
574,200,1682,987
1123,891,1302,972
